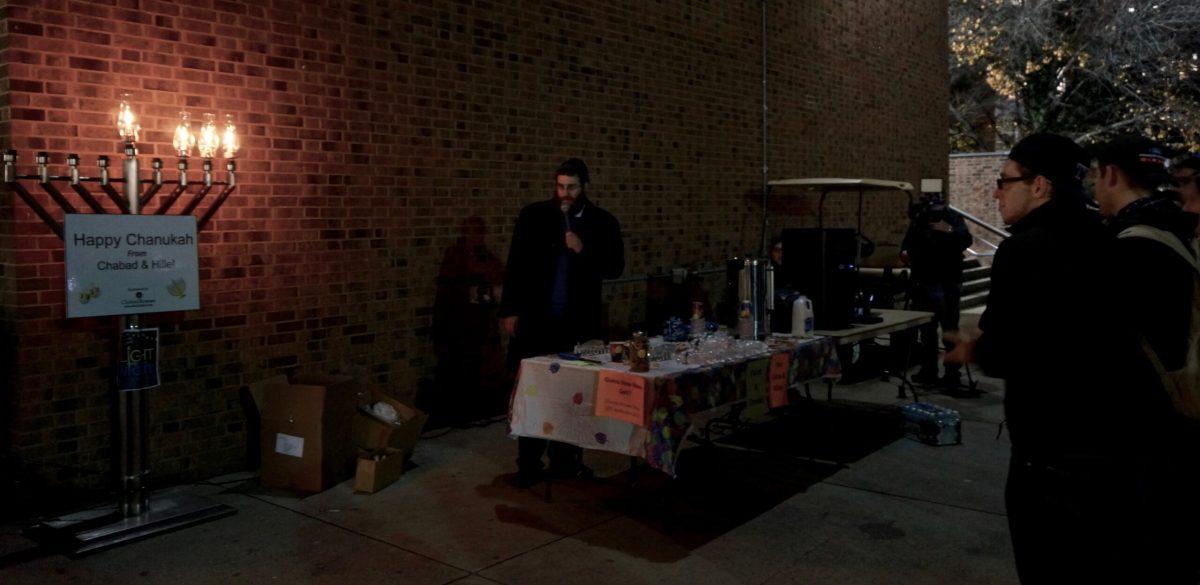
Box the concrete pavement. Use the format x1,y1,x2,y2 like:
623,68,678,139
1,367,1016,584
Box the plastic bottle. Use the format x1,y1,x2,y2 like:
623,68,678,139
737,300,754,339
791,295,814,337
690,301,706,339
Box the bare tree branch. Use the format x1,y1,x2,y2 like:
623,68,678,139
949,0,1200,151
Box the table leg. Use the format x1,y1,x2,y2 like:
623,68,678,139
963,362,980,394
887,330,920,401
896,329,919,401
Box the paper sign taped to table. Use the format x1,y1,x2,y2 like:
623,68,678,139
768,352,790,408
745,357,770,418
595,371,647,426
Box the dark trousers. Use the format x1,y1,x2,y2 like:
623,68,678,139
509,315,586,476
1003,450,1188,584
911,280,961,374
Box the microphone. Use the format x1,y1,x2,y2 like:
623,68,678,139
560,199,571,231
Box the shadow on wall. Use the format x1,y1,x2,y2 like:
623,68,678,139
423,217,510,427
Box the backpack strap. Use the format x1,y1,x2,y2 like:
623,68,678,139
1118,224,1200,377
1117,225,1200,273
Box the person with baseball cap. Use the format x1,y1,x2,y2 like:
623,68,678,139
1093,134,1199,583
947,133,1141,582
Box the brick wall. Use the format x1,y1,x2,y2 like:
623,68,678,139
949,152,1007,244
0,0,948,489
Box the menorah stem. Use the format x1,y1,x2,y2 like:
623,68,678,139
197,184,235,230
117,143,148,517
38,181,77,214
71,183,108,214
10,181,62,238
101,182,128,213
124,149,140,215
140,182,163,209
154,183,187,215
180,184,213,216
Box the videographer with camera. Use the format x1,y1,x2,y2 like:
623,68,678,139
901,180,973,389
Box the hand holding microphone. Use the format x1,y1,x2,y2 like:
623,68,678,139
562,199,583,253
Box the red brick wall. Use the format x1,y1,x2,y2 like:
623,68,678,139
0,0,948,488
949,152,1007,244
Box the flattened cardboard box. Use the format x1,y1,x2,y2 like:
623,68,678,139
258,375,360,493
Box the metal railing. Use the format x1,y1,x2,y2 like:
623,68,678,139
951,204,1009,258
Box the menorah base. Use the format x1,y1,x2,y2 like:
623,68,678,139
24,492,236,557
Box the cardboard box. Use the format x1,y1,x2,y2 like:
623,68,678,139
353,448,408,494
257,374,360,492
352,385,428,454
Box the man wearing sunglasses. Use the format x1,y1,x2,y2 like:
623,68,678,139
947,133,1131,582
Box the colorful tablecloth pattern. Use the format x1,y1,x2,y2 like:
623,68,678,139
508,336,840,476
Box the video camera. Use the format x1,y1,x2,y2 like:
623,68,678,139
907,192,948,223
907,179,948,225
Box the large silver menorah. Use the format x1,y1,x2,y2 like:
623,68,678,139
8,100,239,555
4,121,236,238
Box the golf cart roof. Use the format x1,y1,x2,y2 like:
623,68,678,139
766,177,914,193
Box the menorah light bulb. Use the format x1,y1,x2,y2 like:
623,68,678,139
221,114,239,159
172,111,195,157
196,113,220,159
117,94,139,142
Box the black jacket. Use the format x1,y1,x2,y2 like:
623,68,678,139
901,207,973,282
1105,196,1198,446
975,196,1126,458
499,194,624,344
1106,196,1196,372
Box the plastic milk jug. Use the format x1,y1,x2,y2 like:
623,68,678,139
791,295,814,337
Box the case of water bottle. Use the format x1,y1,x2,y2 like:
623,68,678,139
901,402,961,446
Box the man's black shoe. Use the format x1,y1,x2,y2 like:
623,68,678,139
945,384,982,398
508,471,543,489
549,464,594,480
911,370,940,385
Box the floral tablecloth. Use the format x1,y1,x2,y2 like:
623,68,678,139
508,336,840,476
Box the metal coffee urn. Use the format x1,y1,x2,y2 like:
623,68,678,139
725,257,774,339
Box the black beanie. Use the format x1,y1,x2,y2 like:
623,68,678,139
1008,133,1092,202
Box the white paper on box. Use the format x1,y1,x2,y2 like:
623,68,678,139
274,433,305,458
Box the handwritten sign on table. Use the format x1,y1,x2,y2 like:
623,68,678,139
768,352,790,408
744,357,770,418
595,371,648,426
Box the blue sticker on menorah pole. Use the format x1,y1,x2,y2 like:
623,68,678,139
117,327,160,391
